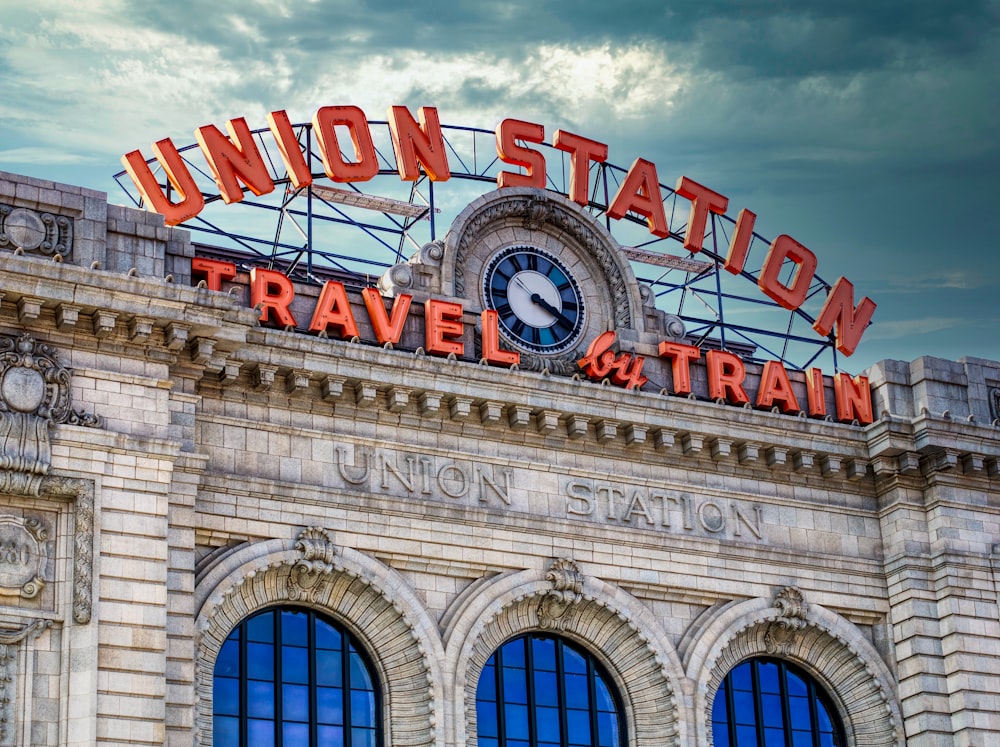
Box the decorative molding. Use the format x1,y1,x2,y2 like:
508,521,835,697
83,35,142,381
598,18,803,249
194,539,443,747
0,618,52,747
448,569,684,747
0,204,73,257
287,527,337,604
536,558,584,630
763,586,808,655
0,334,102,497
692,595,903,747
39,476,94,624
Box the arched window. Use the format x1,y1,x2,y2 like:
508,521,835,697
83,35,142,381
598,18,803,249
712,657,844,747
213,607,380,747
476,633,623,747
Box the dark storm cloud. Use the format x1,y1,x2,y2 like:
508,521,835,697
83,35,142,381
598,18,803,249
126,1,1000,73
1,1,996,368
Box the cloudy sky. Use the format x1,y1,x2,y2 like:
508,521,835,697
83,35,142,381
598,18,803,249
1,0,997,372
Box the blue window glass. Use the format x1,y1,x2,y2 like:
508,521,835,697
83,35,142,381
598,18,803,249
712,658,845,747
212,607,381,746
475,634,624,747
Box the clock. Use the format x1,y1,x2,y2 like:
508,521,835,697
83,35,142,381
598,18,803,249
482,245,586,354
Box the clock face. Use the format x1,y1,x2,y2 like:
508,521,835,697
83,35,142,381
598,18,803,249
482,245,586,353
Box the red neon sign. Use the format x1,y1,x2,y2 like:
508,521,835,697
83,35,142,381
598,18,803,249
123,105,876,355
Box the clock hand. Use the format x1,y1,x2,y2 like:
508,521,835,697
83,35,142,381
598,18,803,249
512,276,532,294
530,293,574,328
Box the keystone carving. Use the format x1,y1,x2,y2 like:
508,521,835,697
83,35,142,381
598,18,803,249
287,527,337,604
0,204,73,258
537,558,584,630
0,334,101,496
764,586,808,655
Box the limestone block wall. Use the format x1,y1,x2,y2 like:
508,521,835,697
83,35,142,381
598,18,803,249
0,170,996,746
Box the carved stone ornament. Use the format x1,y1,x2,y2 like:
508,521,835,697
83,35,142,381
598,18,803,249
0,204,73,257
0,617,52,747
38,476,93,624
989,387,1000,422
536,558,584,630
287,527,338,604
0,516,48,599
0,334,101,497
764,586,809,655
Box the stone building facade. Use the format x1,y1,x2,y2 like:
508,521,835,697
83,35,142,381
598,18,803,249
0,167,998,746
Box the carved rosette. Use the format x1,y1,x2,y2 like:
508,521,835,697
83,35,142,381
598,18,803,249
0,334,101,497
764,586,808,655
0,204,73,257
536,558,584,630
287,527,338,604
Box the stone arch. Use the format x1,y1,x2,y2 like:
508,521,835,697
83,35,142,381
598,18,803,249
442,559,687,747
685,588,904,747
193,528,445,747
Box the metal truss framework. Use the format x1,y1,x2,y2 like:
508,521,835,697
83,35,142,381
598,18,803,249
114,120,852,372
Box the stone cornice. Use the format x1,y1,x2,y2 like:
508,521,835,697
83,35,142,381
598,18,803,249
199,333,884,483
0,253,255,366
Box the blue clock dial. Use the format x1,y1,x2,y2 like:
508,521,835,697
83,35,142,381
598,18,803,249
483,246,586,354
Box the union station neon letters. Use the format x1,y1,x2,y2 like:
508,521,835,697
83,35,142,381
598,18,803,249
123,104,876,357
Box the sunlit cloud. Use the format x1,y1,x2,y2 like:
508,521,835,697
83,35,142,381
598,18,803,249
882,272,985,293
0,147,98,166
862,317,968,342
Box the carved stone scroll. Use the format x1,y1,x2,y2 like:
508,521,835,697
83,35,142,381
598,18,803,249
287,527,337,604
536,558,584,629
764,586,808,655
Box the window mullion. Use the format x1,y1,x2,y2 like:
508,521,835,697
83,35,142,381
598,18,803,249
556,640,569,747
807,678,820,747
496,646,507,746
239,620,248,747
308,612,317,747
275,612,284,747
525,637,537,747
724,671,736,746
344,634,353,745
751,660,766,747
587,656,600,747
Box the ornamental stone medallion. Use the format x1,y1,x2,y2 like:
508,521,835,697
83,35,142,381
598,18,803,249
0,516,47,600
0,334,101,496
0,204,73,257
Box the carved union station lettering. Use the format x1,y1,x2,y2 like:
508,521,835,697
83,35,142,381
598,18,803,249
565,478,763,541
334,446,514,506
